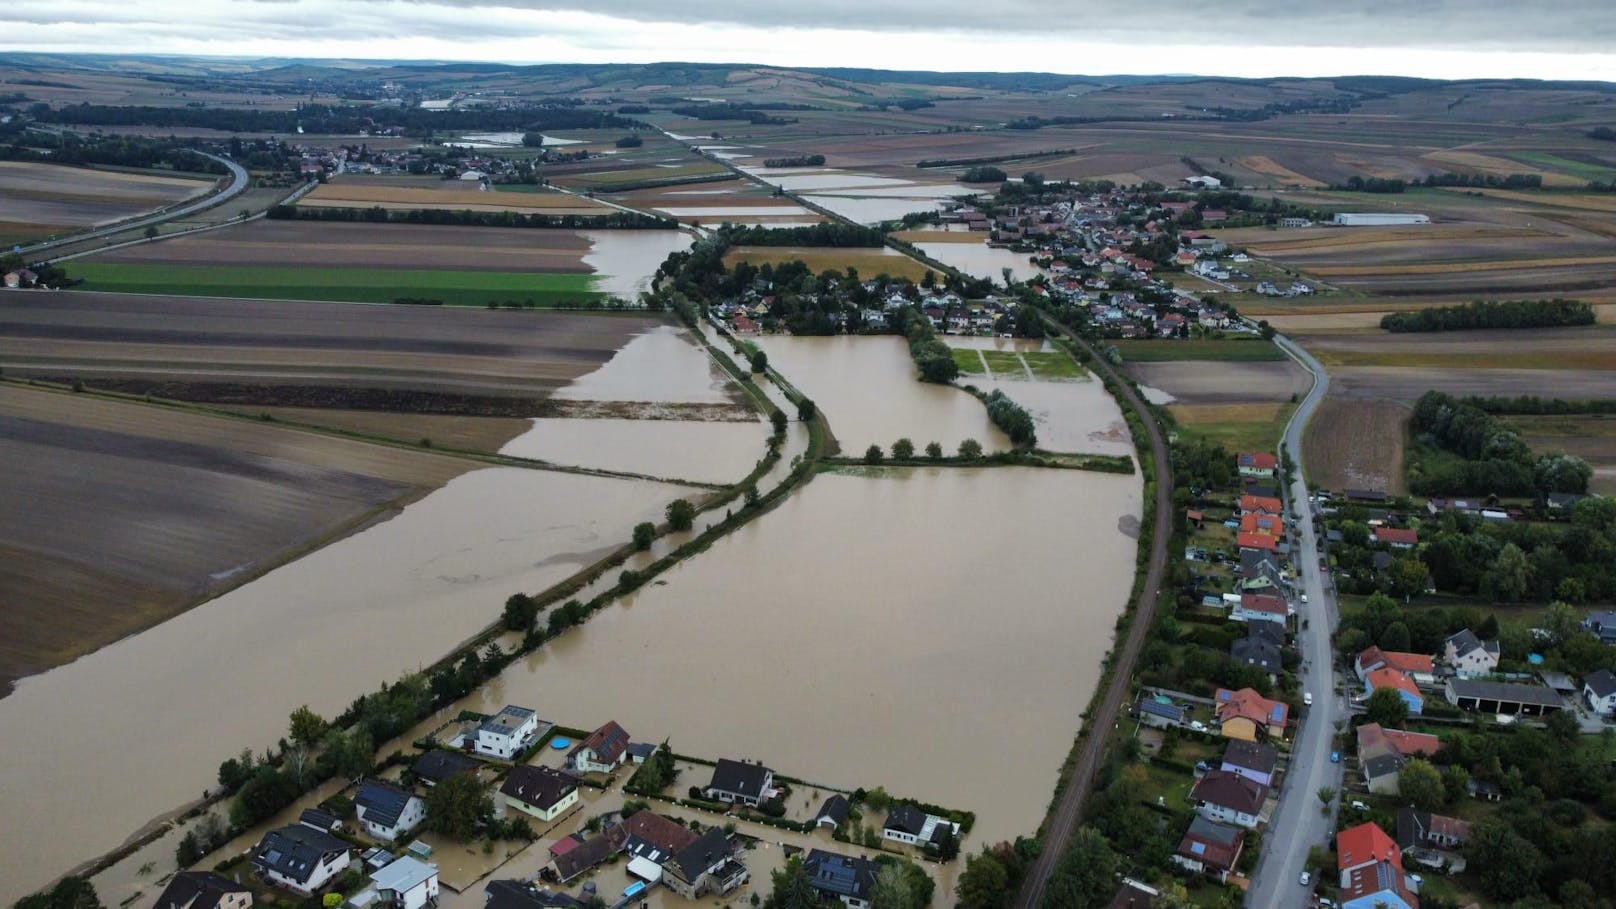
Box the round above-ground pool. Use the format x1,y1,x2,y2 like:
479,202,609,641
550,737,572,749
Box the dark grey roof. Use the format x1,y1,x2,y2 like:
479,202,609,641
668,828,733,881
300,808,341,831
1586,669,1616,698
356,780,415,830
1445,628,1496,659
1190,770,1267,815
479,705,535,736
1585,611,1616,642
501,766,576,811
816,794,849,826
1246,622,1286,646
1447,678,1563,708
484,880,586,909
1139,699,1185,721
1221,740,1278,775
254,824,351,885
413,749,479,784
1231,636,1282,672
153,871,249,909
552,834,615,883
626,742,657,761
1185,814,1241,847
1371,551,1394,570
705,759,772,800
803,849,879,902
1362,753,1405,782
884,803,928,835
1394,807,1428,851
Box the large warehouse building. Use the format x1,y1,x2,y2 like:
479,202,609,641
1333,212,1431,226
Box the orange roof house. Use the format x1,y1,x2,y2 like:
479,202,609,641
1214,687,1289,742
1240,513,1285,538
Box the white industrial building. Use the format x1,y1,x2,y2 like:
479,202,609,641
1332,212,1430,226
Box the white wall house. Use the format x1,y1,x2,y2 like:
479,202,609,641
475,705,539,759
500,766,580,823
1585,669,1616,717
1443,629,1499,678
370,857,439,909
253,825,353,895
355,780,426,843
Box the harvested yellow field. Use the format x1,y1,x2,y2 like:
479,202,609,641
1452,188,1616,212
724,246,932,280
1422,150,1585,188
1223,225,1550,255
302,183,611,215
889,230,985,243
1236,156,1326,188
1169,402,1292,425
1263,311,1391,332
1307,254,1616,277
1312,350,1616,370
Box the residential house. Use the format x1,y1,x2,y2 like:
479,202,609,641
1238,550,1284,594
882,804,959,847
1171,816,1245,882
1213,687,1289,741
1443,629,1500,677
1236,532,1279,553
1357,723,1441,795
1395,807,1470,853
568,721,631,775
1231,593,1288,625
625,742,657,765
370,857,439,909
484,880,586,909
1219,740,1279,787
703,759,775,807
1188,770,1268,829
152,872,251,909
546,833,615,884
355,780,426,843
1372,527,1419,549
252,824,353,894
501,766,579,823
1239,513,1285,539
661,828,748,899
1230,626,1284,675
1239,495,1283,516
1336,822,1419,909
1104,879,1161,909
1135,698,1185,729
1584,610,1616,646
1237,452,1278,478
1365,667,1425,715
816,794,850,830
1356,647,1436,685
1585,669,1616,716
475,705,539,759
802,849,881,909
411,750,479,788
1445,678,1564,715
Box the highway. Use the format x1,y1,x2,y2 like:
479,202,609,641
1244,333,1345,908
16,151,250,257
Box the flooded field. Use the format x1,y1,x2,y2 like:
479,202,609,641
757,335,1008,452
915,242,1047,283
580,229,693,299
551,324,741,405
975,377,1134,457
803,194,948,224
501,417,767,484
468,466,1143,848
0,467,690,904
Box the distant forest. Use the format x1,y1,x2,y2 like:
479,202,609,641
28,102,634,135
1381,299,1594,332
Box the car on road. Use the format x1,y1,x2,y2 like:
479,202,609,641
1301,593,1309,603
1299,871,1312,887
1331,750,1340,763
1304,692,1313,706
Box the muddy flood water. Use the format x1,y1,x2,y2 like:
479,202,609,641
550,324,737,405
467,466,1142,848
500,417,767,484
580,230,693,300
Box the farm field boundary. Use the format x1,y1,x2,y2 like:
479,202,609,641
70,263,602,306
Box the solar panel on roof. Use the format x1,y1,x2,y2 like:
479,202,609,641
1191,842,1206,855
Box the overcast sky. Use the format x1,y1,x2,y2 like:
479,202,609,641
5,0,1615,81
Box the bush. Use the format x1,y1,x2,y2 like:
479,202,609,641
864,445,885,465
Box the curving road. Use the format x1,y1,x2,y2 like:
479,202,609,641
1244,332,1346,908
1013,326,1175,909
17,151,249,257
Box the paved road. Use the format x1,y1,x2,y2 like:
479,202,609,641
1014,326,1175,909
1245,333,1345,908
16,151,249,257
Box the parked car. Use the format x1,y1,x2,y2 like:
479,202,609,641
1351,800,1369,811
1301,593,1309,603
1189,721,1208,733
1330,751,1341,763
1299,871,1312,887
1304,692,1314,707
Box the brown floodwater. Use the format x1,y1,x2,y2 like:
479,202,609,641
914,242,1047,283
463,466,1142,848
579,230,693,300
0,468,688,904
550,325,738,405
500,417,769,484
974,377,1135,458
756,336,1010,453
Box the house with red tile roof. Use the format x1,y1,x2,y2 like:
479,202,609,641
1337,822,1419,909
1237,452,1278,478
1373,527,1419,548
1172,816,1245,882
1239,495,1283,516
1356,647,1436,685
1232,593,1288,625
1237,532,1278,552
1366,667,1425,715
1239,512,1284,538
1357,723,1441,794
1214,687,1289,741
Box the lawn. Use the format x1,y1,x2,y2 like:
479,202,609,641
1139,762,1197,811
1111,339,1285,362
982,350,1025,376
1022,350,1088,379
71,263,601,306
1170,402,1296,452
951,347,985,374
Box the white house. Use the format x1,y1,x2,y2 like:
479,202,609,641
1443,629,1500,678
1585,669,1616,717
500,765,579,823
1231,594,1288,625
703,759,774,808
355,780,426,843
1189,771,1267,829
370,857,439,909
568,720,631,775
475,705,539,759
253,825,352,894
881,804,959,847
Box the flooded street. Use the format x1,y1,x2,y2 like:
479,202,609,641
580,230,693,300
757,335,1010,452
0,467,691,905
466,466,1143,848
501,417,767,484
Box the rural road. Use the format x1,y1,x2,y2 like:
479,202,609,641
1244,333,1345,908
1013,326,1174,909
16,151,250,257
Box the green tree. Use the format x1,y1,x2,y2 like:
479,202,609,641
501,593,539,631
925,442,943,460
763,857,821,909
956,852,1009,909
633,521,655,551
1482,542,1530,602
15,877,103,909
1466,817,1545,901
770,408,788,435
1386,557,1430,598
750,349,768,373
796,398,816,421
426,772,493,840
870,862,915,909
864,445,885,465
1398,758,1444,811
892,438,915,460
1364,686,1410,728
1442,764,1470,804
288,705,329,748
959,438,983,459
666,498,695,531
1317,786,1336,806
1041,827,1117,909
1380,620,1412,653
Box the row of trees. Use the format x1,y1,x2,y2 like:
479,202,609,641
0,133,228,174
896,305,959,384
31,101,632,135
762,154,826,167
983,390,1037,448
718,222,884,247
1379,298,1593,332
1409,390,1592,496
268,204,675,230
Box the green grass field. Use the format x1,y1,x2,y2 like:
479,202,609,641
982,350,1025,376
1022,351,1087,379
951,347,985,374
1112,338,1285,362
71,263,601,306
1171,403,1296,452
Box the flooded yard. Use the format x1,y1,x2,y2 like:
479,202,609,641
464,466,1142,848
913,242,1047,283
501,417,767,484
